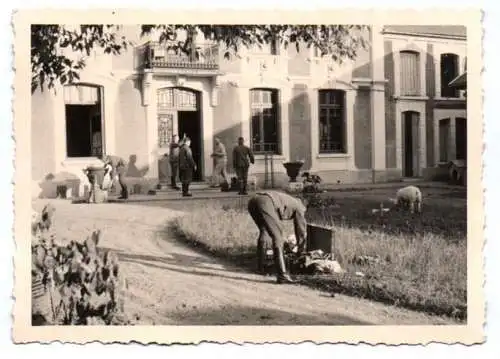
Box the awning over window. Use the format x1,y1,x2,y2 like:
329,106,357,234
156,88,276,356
64,85,100,105
448,72,467,90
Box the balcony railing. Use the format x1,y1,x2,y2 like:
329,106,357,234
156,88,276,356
139,41,220,70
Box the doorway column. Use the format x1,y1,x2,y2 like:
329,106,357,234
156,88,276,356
418,110,427,176
143,70,159,179
395,107,403,171
448,117,457,161
370,25,387,177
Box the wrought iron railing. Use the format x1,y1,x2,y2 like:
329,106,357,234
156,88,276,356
319,140,345,154
139,41,220,70
251,142,280,155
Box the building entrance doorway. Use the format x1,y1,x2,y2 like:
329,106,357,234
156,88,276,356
402,111,421,178
156,87,203,183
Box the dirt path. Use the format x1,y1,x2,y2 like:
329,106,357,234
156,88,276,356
33,199,455,325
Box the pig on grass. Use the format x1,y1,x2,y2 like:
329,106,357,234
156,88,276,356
388,185,423,214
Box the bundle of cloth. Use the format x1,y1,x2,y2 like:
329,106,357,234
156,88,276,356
101,163,114,191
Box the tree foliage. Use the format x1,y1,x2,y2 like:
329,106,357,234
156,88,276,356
141,25,369,60
31,24,370,93
31,25,131,93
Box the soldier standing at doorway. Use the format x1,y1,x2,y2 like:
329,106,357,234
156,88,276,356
169,134,181,190
232,137,255,195
247,190,308,284
178,136,197,197
211,137,229,187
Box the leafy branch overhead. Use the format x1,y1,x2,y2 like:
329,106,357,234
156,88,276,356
31,25,132,93
140,25,370,60
31,24,370,93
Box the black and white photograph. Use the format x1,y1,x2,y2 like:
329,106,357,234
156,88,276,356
12,8,484,345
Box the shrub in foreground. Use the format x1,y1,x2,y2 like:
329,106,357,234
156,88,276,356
32,206,129,325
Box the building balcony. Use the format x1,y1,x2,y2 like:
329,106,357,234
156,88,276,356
137,41,221,76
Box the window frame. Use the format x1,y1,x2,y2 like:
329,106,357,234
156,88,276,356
440,53,460,98
399,50,421,97
249,88,281,155
63,83,105,159
317,89,347,154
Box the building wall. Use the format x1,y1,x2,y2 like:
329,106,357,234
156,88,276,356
383,32,467,180
31,26,469,197
287,41,311,77
384,39,397,169
213,81,243,173
353,89,372,170
111,25,146,71
114,76,149,173
31,89,56,181
289,83,312,170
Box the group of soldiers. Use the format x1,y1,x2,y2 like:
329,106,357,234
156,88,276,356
98,135,309,284
167,134,255,196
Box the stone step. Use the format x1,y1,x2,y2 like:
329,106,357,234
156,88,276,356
155,182,218,192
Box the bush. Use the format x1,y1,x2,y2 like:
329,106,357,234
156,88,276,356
170,197,467,321
32,205,129,325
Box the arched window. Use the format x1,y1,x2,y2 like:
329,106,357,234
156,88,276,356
249,88,280,154
400,50,420,96
440,53,460,98
63,84,103,158
318,89,346,154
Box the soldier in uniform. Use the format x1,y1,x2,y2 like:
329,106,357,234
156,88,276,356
100,154,128,199
211,137,229,187
178,136,197,197
169,134,181,190
232,137,255,195
247,190,308,284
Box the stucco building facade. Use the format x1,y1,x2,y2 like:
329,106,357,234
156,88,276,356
30,25,467,198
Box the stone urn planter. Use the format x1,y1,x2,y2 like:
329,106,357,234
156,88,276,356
84,166,106,186
283,161,304,182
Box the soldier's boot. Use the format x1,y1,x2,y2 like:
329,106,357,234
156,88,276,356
237,178,244,195
118,183,128,200
171,176,181,190
182,183,192,197
273,246,296,284
242,181,248,195
256,240,266,275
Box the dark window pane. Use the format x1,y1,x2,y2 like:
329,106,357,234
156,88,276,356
249,89,280,154
441,53,459,98
318,90,346,153
455,118,467,160
251,113,261,144
263,113,278,144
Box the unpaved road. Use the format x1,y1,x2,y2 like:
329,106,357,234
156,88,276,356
33,199,455,325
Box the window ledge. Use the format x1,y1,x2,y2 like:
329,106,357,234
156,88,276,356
393,95,430,101
254,154,286,161
62,157,103,167
317,153,350,159
434,96,466,101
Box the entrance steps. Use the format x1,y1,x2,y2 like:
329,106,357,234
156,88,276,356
155,182,220,193
401,177,424,183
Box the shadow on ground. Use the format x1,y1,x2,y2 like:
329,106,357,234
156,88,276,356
103,242,267,286
164,304,372,325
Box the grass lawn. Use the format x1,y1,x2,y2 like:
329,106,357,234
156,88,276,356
157,186,467,321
